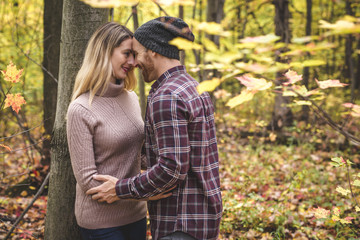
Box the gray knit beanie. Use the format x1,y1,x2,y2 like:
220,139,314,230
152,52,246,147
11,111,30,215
134,16,195,60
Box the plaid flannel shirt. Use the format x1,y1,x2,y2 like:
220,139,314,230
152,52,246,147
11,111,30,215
116,66,222,240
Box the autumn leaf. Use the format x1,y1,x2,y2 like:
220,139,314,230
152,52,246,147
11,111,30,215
313,207,330,219
80,0,140,8
236,74,272,91
342,103,360,117
335,186,350,196
169,37,202,50
1,61,23,83
194,21,230,37
283,70,302,86
352,180,360,187
0,144,12,152
226,90,254,108
4,93,27,113
340,217,354,224
239,34,280,44
315,79,348,89
294,100,312,106
197,78,222,95
356,206,360,212
155,0,195,6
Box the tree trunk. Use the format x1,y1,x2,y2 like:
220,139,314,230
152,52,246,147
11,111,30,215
345,0,355,99
271,0,293,130
132,5,146,119
44,1,108,239
179,5,186,65
204,0,225,81
42,0,63,166
301,0,312,121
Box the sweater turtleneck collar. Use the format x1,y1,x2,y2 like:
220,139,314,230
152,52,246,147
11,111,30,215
95,80,124,98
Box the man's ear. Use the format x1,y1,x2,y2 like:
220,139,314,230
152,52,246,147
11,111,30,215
149,50,157,57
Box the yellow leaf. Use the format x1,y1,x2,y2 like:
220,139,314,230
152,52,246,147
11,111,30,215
355,206,360,212
155,0,195,6
269,132,277,142
29,186,36,190
169,37,202,50
313,207,330,219
195,22,230,37
1,61,23,83
294,100,312,106
336,186,350,196
316,79,348,89
226,90,254,108
21,191,28,197
197,78,222,94
80,0,140,8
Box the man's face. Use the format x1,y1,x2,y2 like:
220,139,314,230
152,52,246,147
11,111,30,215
132,39,156,83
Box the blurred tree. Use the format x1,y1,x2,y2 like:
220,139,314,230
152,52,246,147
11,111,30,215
44,0,108,239
271,0,293,130
42,0,63,166
132,4,146,118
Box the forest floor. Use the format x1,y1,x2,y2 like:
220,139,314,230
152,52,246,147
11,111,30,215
1,119,360,239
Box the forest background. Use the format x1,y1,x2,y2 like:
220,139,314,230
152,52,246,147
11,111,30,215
1,0,360,239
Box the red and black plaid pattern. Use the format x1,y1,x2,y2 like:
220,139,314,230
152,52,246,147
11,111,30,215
116,66,222,240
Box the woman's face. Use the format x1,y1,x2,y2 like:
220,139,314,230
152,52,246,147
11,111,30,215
111,38,134,82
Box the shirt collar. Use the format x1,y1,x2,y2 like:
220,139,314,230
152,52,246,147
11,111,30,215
150,65,186,94
95,80,124,97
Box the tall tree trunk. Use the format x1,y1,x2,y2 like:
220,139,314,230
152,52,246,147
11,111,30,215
301,0,312,121
132,5,146,119
204,0,225,80
271,0,293,130
42,0,63,166
345,0,355,99
179,5,185,65
44,1,108,239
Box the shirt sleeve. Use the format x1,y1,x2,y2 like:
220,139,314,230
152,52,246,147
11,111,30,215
115,93,190,199
67,102,100,192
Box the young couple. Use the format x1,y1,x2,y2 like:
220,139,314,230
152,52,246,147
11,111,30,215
67,16,222,240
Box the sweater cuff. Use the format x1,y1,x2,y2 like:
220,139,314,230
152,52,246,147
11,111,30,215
115,178,133,199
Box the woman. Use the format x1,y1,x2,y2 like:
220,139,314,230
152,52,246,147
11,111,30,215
66,22,147,240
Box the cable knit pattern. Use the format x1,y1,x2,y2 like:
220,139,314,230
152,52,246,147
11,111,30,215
67,81,147,229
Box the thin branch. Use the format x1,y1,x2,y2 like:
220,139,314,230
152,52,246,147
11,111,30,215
0,120,46,141
4,172,49,240
0,138,46,155
152,0,169,16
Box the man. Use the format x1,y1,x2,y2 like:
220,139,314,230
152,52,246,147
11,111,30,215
86,16,222,240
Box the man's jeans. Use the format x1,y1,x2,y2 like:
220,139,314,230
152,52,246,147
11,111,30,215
160,231,197,240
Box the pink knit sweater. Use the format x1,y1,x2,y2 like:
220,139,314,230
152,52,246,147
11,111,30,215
66,81,147,229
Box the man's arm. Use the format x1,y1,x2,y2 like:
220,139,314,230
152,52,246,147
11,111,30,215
87,93,190,200
86,175,175,203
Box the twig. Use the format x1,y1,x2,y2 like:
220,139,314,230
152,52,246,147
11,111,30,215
152,0,169,16
345,161,360,209
4,172,49,240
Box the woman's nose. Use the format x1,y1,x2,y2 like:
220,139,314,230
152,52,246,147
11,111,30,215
127,54,135,66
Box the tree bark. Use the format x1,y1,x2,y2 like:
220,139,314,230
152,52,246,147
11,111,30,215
301,0,312,121
42,0,63,166
132,5,146,119
44,1,108,239
271,0,293,130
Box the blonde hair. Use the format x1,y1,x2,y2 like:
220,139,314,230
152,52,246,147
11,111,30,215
71,22,136,104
